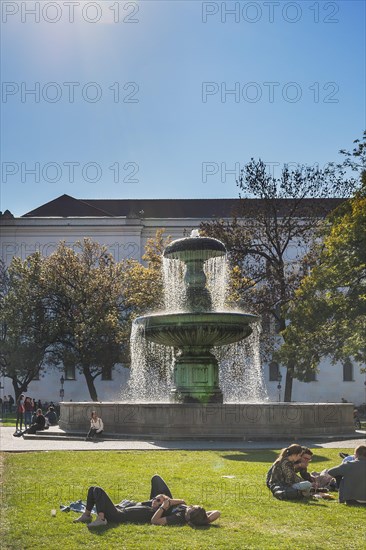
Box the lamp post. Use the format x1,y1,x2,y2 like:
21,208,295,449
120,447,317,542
277,372,282,402
60,375,65,401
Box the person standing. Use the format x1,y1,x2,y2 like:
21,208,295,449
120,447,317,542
15,394,25,433
31,399,37,421
24,397,34,429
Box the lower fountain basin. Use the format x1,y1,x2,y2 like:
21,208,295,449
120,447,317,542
59,402,356,439
135,311,259,348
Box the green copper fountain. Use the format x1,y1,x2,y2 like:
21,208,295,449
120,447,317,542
135,232,259,403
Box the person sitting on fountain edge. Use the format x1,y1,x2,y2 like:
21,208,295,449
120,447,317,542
85,410,104,441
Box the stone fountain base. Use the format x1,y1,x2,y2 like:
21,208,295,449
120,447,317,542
59,402,355,439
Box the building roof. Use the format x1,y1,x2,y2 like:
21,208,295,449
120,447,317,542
20,194,345,219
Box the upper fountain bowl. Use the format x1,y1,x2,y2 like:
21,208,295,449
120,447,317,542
164,236,226,262
135,311,259,348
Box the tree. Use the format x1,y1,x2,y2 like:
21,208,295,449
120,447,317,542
0,255,53,400
201,156,360,401
44,239,126,401
42,232,170,401
278,147,366,376
120,229,170,317
339,130,366,184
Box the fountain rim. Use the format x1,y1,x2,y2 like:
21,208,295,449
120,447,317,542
134,311,260,325
163,236,226,258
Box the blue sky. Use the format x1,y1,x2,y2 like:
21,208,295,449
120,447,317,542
1,0,365,216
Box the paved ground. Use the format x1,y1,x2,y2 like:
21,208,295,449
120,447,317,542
1,426,365,452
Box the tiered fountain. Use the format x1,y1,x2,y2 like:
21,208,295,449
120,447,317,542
134,233,259,404
59,233,355,438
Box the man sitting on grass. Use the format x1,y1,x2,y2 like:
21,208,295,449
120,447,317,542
328,445,366,505
295,447,337,492
73,474,220,529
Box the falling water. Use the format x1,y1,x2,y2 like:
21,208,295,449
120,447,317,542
121,323,174,402
204,256,227,311
163,258,186,311
162,255,227,312
124,245,267,403
217,321,268,402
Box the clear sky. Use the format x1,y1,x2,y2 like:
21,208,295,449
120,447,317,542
1,0,365,216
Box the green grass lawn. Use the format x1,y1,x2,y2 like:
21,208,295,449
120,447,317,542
1,449,365,550
0,414,17,427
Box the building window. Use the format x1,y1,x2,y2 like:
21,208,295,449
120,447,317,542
64,364,76,380
269,361,280,382
343,359,353,382
102,365,112,381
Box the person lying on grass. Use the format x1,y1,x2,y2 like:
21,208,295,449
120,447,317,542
73,475,220,529
150,494,220,526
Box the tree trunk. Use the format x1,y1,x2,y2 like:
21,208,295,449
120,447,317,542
281,314,294,402
11,376,28,401
82,366,99,401
284,367,293,402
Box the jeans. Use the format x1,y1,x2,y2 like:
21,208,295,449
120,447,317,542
87,428,103,439
16,412,24,431
86,487,154,524
24,411,32,427
292,481,312,493
150,474,173,499
86,475,173,524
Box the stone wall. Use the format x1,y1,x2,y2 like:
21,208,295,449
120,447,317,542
59,402,355,439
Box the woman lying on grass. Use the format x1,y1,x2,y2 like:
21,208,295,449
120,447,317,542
73,475,220,529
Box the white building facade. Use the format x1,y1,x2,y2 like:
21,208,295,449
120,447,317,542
1,194,365,406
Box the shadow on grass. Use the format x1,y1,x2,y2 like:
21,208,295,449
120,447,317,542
86,527,109,537
222,451,329,464
86,522,221,536
190,524,221,530
287,499,331,507
221,451,278,463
